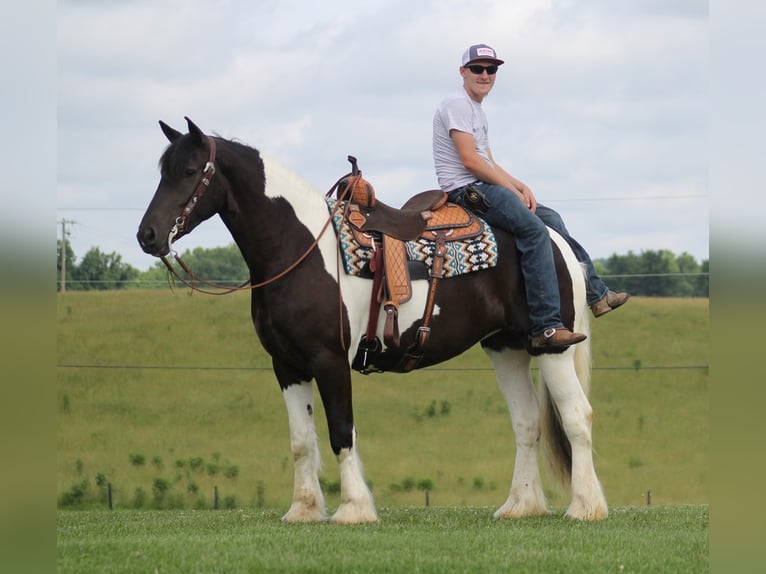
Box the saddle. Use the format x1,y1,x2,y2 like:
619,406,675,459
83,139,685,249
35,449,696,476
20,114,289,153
330,157,485,373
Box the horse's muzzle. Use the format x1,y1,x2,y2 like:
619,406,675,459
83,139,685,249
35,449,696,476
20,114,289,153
136,224,170,257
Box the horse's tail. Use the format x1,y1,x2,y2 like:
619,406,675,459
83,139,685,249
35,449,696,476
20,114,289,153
539,263,593,491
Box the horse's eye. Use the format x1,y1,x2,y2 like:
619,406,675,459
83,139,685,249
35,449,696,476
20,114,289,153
185,167,197,177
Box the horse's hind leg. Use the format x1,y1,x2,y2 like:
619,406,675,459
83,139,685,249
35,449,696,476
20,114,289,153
281,381,327,522
484,347,549,518
538,353,608,520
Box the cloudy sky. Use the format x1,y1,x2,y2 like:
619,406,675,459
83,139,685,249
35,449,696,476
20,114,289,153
56,0,710,271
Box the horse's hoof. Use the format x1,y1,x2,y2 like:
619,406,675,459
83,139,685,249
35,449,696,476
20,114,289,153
330,502,379,524
494,505,549,519
493,484,549,519
493,496,549,519
282,503,327,523
564,502,609,521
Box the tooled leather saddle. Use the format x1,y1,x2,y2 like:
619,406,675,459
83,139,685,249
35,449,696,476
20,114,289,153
327,157,488,374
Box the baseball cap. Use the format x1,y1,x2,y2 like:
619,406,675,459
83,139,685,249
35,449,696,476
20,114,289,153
461,44,505,67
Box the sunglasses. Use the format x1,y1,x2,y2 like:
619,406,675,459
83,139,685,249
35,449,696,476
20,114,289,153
465,64,498,75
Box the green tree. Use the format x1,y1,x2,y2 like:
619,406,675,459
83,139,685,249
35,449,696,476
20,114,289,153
70,247,139,290
597,250,708,297
697,259,709,297
674,252,703,297
176,244,248,283
134,244,248,289
600,250,643,295
640,249,680,296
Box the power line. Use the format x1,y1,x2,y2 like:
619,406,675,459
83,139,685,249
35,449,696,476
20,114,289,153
55,194,709,212
57,207,145,211
545,194,708,203
55,271,710,288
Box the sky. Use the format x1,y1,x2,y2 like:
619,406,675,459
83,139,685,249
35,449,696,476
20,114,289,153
55,0,711,271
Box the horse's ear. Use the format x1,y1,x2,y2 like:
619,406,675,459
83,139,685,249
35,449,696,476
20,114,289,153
159,121,182,142
185,116,205,144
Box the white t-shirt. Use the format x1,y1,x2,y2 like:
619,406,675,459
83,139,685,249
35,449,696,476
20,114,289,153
432,88,493,192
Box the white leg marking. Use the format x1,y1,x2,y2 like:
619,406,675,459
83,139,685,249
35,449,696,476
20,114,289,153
281,382,327,522
331,428,378,524
485,348,549,518
538,353,608,520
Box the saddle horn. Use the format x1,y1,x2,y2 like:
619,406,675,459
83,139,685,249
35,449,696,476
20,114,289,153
348,155,360,176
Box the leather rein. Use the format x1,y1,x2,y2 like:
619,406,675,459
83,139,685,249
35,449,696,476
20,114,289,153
160,135,359,296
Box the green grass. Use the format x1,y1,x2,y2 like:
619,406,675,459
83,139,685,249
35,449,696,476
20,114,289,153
57,291,708,511
57,506,708,573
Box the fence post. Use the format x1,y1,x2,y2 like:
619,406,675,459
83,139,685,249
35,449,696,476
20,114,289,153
214,486,219,509
108,482,113,510
646,490,652,506
425,489,430,507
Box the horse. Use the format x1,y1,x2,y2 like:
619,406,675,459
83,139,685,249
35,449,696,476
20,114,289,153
137,117,608,523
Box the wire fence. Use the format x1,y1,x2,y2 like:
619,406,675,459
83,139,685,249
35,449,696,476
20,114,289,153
57,272,710,297
56,363,709,373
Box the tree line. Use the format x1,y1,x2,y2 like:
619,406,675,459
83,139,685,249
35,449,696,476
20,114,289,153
57,241,709,297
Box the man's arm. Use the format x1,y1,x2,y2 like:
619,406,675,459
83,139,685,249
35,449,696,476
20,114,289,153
487,148,537,212
451,129,537,211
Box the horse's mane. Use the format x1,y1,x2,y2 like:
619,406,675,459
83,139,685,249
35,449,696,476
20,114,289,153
159,133,264,180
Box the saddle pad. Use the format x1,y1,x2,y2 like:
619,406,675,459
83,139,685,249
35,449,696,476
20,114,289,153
326,198,498,278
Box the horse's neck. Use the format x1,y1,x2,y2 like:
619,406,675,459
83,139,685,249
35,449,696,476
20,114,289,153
219,158,330,278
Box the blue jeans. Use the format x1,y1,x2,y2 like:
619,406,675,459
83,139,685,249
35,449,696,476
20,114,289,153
534,204,608,306
450,182,562,335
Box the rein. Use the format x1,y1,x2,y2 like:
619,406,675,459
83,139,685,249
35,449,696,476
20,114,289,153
160,138,359,296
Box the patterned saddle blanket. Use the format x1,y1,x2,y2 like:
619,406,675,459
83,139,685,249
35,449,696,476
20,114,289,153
326,197,498,279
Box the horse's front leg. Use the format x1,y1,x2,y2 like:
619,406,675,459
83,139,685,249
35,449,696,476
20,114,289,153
315,361,378,524
280,380,326,522
484,347,549,518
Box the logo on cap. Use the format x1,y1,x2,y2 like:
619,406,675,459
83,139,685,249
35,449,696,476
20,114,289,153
475,47,495,58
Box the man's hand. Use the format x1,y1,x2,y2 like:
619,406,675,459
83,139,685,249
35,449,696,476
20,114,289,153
519,185,537,213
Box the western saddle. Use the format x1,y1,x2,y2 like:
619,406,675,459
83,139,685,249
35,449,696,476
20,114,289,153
328,157,485,373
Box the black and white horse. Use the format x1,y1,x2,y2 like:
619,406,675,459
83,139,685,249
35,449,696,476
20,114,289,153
137,118,608,523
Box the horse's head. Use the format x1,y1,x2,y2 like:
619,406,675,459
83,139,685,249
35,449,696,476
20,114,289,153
137,117,220,257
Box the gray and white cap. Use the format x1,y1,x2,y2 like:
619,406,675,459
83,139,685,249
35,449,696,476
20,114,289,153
461,44,505,66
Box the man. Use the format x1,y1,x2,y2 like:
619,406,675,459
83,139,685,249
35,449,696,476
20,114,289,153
433,43,629,350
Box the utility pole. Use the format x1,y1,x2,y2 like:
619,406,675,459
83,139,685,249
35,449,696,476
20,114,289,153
59,219,75,293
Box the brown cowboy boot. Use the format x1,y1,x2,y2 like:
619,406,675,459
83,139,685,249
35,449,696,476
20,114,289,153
529,326,587,351
591,290,631,318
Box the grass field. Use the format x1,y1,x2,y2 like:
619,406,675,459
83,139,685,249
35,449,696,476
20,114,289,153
57,505,709,573
57,291,708,513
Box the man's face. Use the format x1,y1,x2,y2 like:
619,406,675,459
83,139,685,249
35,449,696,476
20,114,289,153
460,60,499,101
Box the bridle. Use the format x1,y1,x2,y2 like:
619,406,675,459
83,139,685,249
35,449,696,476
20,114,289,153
165,135,217,252
159,135,359,296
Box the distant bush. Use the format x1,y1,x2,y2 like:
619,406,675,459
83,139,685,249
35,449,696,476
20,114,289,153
413,399,452,422
133,487,145,508
152,478,171,508
129,453,146,467
320,477,341,494
59,480,88,507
